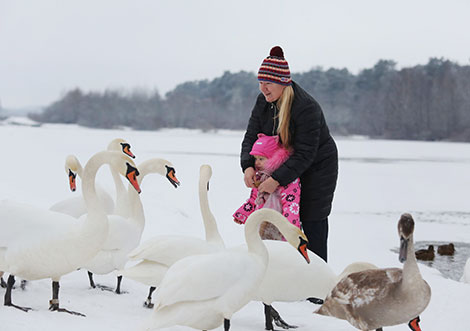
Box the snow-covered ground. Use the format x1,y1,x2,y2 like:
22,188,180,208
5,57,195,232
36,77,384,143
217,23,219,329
1,122,470,330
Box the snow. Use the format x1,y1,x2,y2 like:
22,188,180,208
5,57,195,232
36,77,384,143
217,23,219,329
1,123,470,330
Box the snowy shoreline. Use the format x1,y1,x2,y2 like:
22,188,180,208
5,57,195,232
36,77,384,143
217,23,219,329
1,124,469,330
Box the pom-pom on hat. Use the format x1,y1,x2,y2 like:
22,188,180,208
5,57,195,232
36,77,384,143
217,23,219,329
250,134,280,159
258,46,292,86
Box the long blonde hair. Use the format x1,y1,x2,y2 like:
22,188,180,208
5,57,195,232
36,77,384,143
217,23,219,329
276,85,294,149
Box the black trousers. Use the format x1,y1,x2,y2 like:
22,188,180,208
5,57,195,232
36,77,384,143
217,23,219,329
301,218,328,262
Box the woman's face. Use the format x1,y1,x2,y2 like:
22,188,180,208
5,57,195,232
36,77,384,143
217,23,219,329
259,81,285,103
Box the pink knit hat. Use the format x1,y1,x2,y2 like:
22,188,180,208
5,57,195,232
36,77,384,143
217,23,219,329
250,134,280,159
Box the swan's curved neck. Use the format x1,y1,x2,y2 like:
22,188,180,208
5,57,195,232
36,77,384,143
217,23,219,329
82,152,109,216
76,163,84,179
199,178,224,246
125,169,146,231
124,159,169,231
110,164,128,217
402,234,422,286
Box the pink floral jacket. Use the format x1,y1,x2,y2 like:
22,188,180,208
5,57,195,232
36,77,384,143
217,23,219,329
233,176,301,228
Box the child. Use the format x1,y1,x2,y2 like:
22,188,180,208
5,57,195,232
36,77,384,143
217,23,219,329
233,134,301,240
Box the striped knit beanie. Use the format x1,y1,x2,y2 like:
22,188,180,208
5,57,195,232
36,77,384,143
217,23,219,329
258,46,292,86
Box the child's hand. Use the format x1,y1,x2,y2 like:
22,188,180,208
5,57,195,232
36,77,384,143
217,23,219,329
233,218,243,224
243,167,257,188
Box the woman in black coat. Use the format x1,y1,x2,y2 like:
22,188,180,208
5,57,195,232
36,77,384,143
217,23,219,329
241,46,338,262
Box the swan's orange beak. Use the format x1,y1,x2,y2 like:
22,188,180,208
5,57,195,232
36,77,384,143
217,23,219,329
126,163,141,193
121,143,135,159
298,237,310,264
165,166,180,188
68,169,77,192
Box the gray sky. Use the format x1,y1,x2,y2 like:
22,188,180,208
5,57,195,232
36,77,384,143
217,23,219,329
1,0,469,109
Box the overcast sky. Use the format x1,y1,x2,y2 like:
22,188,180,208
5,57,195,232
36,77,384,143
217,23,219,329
1,0,469,109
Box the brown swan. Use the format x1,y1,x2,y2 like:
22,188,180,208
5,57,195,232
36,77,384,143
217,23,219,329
315,213,431,331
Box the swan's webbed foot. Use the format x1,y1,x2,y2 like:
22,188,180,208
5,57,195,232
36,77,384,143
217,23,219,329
95,284,114,291
306,297,324,305
5,302,33,312
224,318,230,331
93,283,127,294
90,276,127,294
270,305,298,329
264,304,297,330
143,286,156,309
264,303,274,330
49,300,85,317
49,280,84,316
4,275,32,312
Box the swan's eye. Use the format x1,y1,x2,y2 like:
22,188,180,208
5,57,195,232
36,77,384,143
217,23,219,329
68,169,76,179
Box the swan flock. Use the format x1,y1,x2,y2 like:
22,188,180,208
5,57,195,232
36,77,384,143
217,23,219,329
0,138,438,331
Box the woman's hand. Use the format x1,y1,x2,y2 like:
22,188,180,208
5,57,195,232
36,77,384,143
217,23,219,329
243,167,257,188
258,177,279,194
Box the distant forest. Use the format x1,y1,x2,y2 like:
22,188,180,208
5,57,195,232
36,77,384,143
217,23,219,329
30,58,470,142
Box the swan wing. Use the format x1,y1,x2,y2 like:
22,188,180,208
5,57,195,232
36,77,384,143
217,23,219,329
155,250,263,308
0,200,79,249
95,184,115,214
327,268,402,308
253,240,337,302
49,196,88,218
101,215,141,251
120,260,168,286
48,185,114,218
128,235,214,265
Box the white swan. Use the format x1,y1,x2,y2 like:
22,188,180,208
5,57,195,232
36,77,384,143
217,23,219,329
143,208,310,331
49,138,135,218
122,164,222,306
248,241,336,329
461,257,470,283
83,157,180,293
316,213,431,331
0,150,141,314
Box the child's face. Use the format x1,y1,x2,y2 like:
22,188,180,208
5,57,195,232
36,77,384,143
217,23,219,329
254,155,267,171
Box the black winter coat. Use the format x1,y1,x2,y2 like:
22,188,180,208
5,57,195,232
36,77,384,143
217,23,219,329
240,82,338,221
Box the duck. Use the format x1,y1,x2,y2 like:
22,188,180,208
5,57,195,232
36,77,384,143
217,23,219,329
315,213,431,331
121,164,219,307
83,157,179,293
143,208,310,331
415,245,435,261
0,150,141,314
461,258,470,283
437,243,455,256
49,138,135,218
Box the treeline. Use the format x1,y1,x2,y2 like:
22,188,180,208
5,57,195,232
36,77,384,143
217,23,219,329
30,58,470,141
